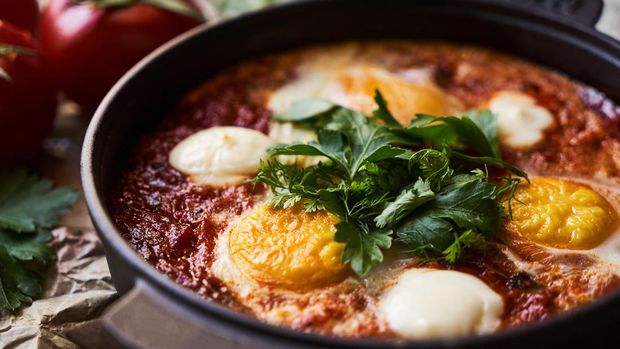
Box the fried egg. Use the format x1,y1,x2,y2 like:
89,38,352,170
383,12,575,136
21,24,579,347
379,269,503,339
508,177,620,274
169,123,318,186
226,204,348,289
268,45,463,124
211,203,385,336
169,126,275,186
212,202,507,338
209,175,620,338
511,177,617,250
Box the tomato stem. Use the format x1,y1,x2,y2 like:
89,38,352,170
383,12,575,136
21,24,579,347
87,0,204,21
0,44,36,57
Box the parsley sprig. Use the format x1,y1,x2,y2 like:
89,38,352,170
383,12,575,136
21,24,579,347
254,91,526,276
0,170,78,311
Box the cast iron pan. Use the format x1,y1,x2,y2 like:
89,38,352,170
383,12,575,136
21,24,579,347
81,0,620,348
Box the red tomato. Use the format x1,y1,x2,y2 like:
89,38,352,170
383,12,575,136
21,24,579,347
0,0,39,34
39,0,203,114
0,21,57,166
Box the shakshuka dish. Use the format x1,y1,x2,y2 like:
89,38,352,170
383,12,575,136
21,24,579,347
111,41,620,340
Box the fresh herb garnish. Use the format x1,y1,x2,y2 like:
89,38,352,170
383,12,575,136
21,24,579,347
0,170,78,311
253,91,526,276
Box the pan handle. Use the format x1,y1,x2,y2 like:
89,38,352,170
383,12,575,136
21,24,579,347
101,280,258,349
506,0,603,27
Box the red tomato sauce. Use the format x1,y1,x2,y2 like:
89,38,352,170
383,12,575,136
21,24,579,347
111,41,620,336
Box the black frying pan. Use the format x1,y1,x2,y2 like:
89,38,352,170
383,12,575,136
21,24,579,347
81,0,620,348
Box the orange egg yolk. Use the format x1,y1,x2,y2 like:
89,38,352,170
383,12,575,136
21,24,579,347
510,178,617,250
228,205,349,289
337,66,458,124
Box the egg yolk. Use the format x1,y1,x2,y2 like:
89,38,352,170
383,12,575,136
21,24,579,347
510,178,618,250
228,205,349,289
338,66,455,124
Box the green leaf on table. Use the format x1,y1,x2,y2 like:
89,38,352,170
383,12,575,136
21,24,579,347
0,170,79,233
0,229,55,311
0,170,78,311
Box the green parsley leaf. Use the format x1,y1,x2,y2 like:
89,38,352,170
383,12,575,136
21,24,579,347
0,236,49,311
396,213,454,254
334,221,392,276
325,108,405,177
0,170,79,233
439,116,500,158
372,91,401,127
442,229,485,263
398,149,453,191
272,99,336,123
396,171,501,258
429,174,500,237
466,110,500,158
271,108,404,180
0,229,54,264
256,90,527,275
392,115,458,146
140,0,204,21
450,151,529,179
396,111,500,158
374,178,434,228
0,170,78,311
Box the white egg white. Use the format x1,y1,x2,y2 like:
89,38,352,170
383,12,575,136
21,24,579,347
210,201,391,337
169,121,320,186
169,126,275,186
378,269,503,339
487,91,554,149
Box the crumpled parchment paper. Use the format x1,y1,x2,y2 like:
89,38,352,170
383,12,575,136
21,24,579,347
0,227,120,349
1,1,619,348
